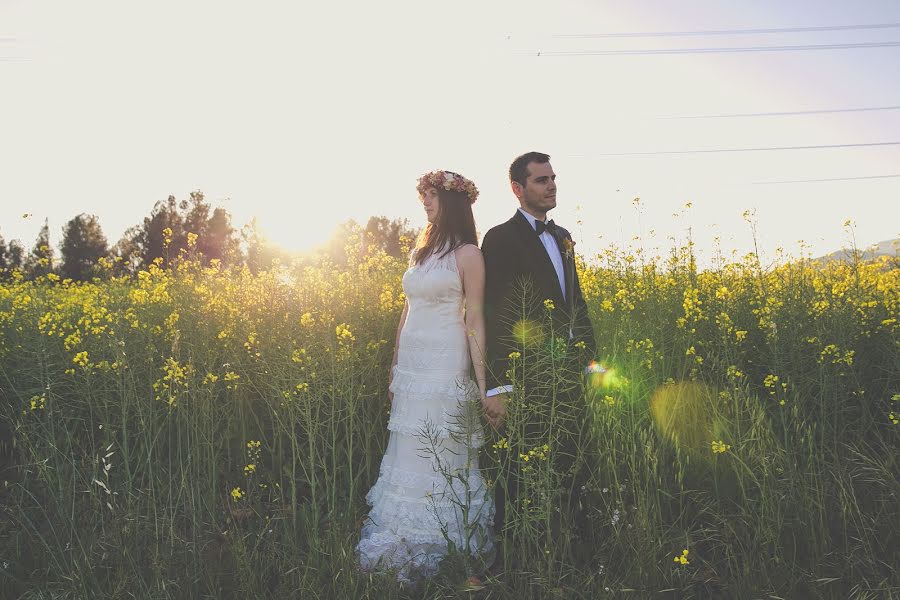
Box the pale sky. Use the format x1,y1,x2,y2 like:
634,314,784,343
2,0,898,264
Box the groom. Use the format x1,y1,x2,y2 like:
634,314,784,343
481,151,597,531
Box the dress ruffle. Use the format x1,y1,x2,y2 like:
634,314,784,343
388,366,485,445
357,459,494,581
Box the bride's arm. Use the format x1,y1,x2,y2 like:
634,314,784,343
457,245,487,400
388,300,409,404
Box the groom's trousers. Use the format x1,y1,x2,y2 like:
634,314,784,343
486,351,593,546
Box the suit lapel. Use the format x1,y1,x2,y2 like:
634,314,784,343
554,229,575,314
511,211,565,303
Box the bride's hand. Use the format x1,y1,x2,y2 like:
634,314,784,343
481,393,507,429
388,389,394,405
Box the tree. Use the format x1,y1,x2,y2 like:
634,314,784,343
321,216,419,265
114,191,243,271
201,207,241,265
25,219,54,278
0,232,7,272
112,225,144,275
60,214,109,281
243,218,289,274
7,240,25,272
181,190,209,244
142,195,184,267
364,216,418,258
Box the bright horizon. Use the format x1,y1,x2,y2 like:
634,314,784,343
2,0,899,264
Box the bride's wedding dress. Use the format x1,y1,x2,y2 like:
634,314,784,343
356,246,494,581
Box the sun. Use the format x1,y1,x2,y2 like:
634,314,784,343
254,211,338,254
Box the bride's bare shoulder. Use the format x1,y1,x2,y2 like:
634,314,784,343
454,244,484,278
455,243,483,261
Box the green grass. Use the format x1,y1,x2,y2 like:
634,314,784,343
1,240,897,599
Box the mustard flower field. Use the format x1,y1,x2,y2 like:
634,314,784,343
1,234,897,599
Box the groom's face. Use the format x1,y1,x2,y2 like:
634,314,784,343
516,161,557,216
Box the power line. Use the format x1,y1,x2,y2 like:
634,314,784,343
554,23,900,39
586,141,900,157
751,174,900,185
539,41,900,56
663,106,900,119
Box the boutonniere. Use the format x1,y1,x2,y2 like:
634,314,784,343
562,237,576,260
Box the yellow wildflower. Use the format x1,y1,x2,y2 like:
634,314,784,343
30,394,46,411
246,440,262,463
73,351,89,368
711,440,731,454
335,323,355,342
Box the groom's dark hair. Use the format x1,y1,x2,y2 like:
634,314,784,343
509,151,550,187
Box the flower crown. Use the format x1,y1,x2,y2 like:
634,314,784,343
416,170,479,204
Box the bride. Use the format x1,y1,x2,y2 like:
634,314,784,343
356,170,495,581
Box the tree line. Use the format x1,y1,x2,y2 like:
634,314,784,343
1,192,418,280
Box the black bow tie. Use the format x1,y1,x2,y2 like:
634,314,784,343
535,219,557,236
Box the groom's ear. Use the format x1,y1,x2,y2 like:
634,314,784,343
510,180,524,200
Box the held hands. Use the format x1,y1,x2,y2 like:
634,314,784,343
481,393,507,429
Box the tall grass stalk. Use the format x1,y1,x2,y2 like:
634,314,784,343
0,233,897,598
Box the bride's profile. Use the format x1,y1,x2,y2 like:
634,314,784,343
355,170,494,582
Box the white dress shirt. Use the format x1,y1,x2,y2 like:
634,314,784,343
516,208,566,301
486,208,565,398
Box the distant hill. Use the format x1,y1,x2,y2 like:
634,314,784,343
815,238,898,263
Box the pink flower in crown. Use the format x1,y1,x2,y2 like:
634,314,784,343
416,170,479,204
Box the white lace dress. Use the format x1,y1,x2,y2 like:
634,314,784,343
356,245,494,581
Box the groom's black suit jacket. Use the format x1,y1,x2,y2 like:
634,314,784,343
481,211,597,391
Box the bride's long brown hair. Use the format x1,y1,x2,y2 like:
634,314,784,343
414,186,478,265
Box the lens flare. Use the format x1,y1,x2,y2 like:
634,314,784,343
511,319,544,347
586,360,627,391
650,381,718,454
